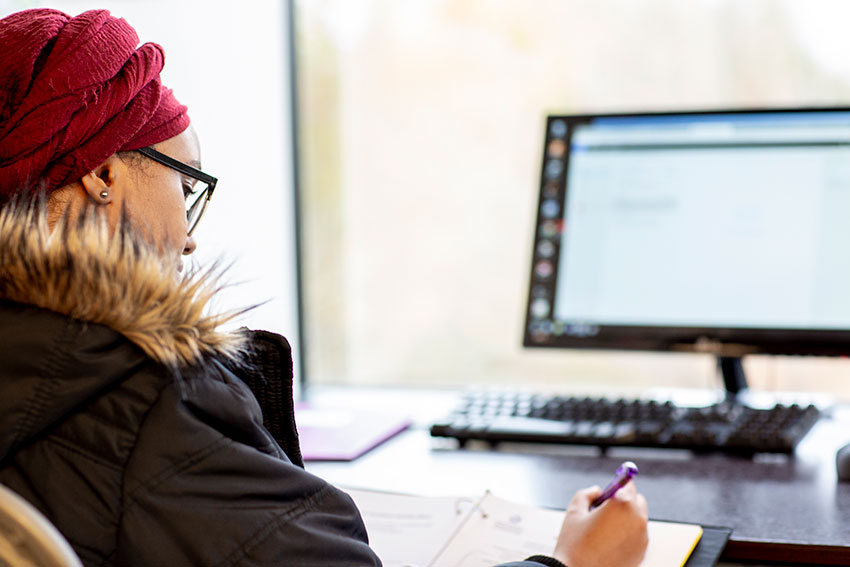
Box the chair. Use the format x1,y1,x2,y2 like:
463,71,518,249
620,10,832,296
0,484,82,567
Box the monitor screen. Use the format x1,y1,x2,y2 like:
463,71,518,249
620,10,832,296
524,108,850,356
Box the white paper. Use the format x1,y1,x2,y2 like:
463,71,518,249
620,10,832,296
346,488,703,567
431,493,562,567
345,488,481,567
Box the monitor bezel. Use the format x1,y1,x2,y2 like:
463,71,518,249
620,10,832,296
523,106,850,357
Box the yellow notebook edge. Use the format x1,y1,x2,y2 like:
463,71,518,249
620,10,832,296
680,525,703,567
649,520,703,567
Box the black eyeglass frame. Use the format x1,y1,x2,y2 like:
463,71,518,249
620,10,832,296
135,146,218,236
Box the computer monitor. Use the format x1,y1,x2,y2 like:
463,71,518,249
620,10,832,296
524,107,850,394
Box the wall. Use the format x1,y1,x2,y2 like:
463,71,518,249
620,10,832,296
0,0,302,386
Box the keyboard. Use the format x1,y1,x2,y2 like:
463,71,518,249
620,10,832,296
429,392,822,455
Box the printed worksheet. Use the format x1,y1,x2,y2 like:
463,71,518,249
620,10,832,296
345,488,703,567
346,488,480,567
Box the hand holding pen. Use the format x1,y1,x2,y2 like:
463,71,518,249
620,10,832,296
590,460,639,510
552,461,649,567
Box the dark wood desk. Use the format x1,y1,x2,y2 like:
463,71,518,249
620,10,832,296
304,387,850,566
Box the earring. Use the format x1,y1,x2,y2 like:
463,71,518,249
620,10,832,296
99,190,109,201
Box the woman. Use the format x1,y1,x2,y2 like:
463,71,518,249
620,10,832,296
0,8,648,567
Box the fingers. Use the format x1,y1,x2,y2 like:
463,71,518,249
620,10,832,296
567,485,601,514
567,481,647,518
635,493,649,520
601,485,649,534
610,482,648,519
616,480,638,499
571,485,602,504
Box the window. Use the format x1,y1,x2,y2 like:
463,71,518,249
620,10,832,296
296,0,850,397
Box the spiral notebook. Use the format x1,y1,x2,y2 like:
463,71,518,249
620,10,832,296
345,487,730,567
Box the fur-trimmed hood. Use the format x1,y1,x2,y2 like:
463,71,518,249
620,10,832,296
0,201,245,368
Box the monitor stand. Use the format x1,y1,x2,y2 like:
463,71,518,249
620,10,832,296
718,356,748,398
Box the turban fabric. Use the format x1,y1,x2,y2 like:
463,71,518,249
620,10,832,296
0,8,190,198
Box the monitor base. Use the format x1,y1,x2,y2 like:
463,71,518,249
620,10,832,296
718,356,748,397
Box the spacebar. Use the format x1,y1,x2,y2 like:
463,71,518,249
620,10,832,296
485,417,575,436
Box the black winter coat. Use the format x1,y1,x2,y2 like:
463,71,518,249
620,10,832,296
0,205,380,566
0,204,556,567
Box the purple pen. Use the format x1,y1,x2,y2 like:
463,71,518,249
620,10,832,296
589,461,639,510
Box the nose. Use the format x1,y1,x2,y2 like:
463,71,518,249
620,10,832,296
183,235,197,256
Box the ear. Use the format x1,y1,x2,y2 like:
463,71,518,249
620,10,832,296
79,154,129,205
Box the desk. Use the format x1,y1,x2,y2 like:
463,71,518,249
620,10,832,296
303,387,850,567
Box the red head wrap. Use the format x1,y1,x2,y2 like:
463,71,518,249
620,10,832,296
0,8,190,198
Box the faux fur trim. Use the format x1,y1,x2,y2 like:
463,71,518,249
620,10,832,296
0,201,247,368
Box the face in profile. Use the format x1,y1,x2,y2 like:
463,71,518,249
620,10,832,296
125,128,203,263
63,127,204,270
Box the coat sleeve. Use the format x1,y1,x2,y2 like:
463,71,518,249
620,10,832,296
115,367,381,567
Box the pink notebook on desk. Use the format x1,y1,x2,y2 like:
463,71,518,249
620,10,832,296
295,403,412,461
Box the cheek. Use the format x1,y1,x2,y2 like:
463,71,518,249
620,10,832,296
160,186,189,251
129,174,188,255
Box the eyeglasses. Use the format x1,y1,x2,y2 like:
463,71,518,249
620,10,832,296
136,146,218,236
